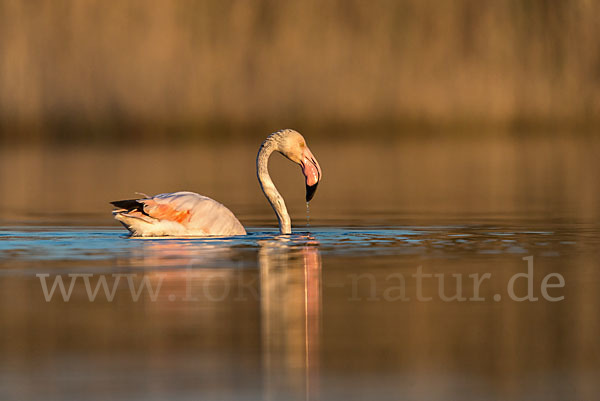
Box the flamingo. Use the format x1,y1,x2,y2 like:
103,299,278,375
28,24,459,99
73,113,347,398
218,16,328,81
111,129,322,237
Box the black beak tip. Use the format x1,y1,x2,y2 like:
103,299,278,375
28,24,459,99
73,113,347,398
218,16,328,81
306,183,319,202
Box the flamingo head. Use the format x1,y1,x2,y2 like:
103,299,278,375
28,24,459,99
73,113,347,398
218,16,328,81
274,129,323,202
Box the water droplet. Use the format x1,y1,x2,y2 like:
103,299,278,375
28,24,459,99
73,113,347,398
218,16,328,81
306,202,310,228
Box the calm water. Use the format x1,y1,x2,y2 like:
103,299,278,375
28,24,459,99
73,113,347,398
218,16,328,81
0,136,599,400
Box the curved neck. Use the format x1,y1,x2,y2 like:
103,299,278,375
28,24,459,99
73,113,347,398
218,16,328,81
257,138,291,234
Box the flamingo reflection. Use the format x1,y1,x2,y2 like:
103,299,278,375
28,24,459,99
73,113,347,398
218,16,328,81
259,236,322,401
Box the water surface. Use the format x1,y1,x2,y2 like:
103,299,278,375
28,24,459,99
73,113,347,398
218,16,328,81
1,221,598,401
0,136,599,400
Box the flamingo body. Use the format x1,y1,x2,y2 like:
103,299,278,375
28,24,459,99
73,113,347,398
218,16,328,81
112,191,246,237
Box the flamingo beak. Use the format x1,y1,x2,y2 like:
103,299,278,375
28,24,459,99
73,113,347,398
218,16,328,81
301,146,322,202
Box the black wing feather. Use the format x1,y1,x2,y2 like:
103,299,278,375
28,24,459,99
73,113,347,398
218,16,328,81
110,199,143,211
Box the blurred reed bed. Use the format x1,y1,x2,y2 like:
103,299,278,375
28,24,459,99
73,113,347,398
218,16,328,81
0,0,599,141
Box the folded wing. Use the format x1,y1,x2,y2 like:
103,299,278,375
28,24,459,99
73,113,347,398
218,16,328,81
111,191,246,237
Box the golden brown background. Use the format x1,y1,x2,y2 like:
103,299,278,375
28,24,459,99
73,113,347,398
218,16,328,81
1,0,599,141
